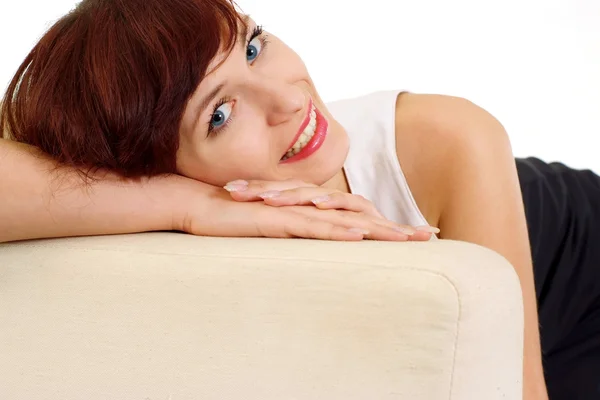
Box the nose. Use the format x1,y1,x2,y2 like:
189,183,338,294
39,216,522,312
250,78,306,126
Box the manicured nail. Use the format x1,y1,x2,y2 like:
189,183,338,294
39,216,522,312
394,226,416,235
226,180,248,186
224,184,248,192
311,195,330,205
258,190,281,199
348,228,370,235
416,225,440,234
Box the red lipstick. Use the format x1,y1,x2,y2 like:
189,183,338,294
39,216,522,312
280,102,328,164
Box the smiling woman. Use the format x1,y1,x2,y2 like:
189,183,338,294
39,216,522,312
2,0,600,399
2,0,350,190
0,0,433,245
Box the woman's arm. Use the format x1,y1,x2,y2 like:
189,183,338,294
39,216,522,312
1,139,413,243
0,138,181,243
395,94,548,400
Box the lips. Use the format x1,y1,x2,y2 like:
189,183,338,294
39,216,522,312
284,99,313,154
280,100,329,164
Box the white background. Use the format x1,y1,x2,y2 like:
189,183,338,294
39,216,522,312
2,0,599,172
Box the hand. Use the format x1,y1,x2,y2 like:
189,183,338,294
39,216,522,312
221,179,439,241
176,187,405,241
168,177,431,242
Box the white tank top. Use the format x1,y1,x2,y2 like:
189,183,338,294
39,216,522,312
326,90,434,233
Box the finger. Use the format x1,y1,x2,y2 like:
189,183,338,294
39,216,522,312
296,207,409,242
359,222,413,241
217,203,363,241
406,226,440,241
321,207,417,237
296,206,418,240
258,186,338,206
286,218,367,241
311,192,383,218
366,223,435,241
260,188,384,219
354,219,439,241
406,230,433,241
225,179,316,201
276,212,434,242
284,207,435,242
323,210,439,242
334,212,438,241
270,211,366,241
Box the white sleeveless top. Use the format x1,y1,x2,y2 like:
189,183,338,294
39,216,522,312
326,90,434,233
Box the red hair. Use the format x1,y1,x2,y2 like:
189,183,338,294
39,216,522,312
1,0,243,178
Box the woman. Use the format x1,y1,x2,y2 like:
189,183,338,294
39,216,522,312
1,0,599,398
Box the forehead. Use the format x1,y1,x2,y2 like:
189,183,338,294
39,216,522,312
179,16,253,135
198,14,251,81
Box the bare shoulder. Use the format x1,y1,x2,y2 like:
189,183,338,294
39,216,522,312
393,92,510,226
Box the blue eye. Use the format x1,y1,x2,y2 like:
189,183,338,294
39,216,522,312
210,102,232,130
246,36,263,64
206,26,268,136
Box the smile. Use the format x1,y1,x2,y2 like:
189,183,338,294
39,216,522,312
280,99,329,163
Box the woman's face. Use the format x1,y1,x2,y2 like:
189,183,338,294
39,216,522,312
177,17,349,187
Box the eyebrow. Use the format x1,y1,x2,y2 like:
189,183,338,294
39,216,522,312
192,15,251,133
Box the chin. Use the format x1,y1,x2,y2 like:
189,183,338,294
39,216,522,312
309,124,349,186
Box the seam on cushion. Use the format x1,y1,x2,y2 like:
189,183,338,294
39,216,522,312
447,276,461,400
4,242,452,262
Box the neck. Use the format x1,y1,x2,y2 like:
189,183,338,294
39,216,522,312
322,168,350,193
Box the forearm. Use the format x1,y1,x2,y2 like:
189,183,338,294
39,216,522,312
0,139,193,243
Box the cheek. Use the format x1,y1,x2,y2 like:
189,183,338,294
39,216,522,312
201,137,272,183
227,136,271,166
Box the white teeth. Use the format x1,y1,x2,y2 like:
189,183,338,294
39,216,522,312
282,104,318,161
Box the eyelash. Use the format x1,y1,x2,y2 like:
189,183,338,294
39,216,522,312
207,25,270,136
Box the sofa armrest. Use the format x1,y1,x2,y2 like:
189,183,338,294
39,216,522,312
0,233,523,400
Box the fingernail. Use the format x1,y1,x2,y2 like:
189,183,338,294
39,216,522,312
348,228,370,235
224,184,248,192
226,180,248,186
258,190,281,199
311,195,330,205
394,226,416,235
416,225,441,234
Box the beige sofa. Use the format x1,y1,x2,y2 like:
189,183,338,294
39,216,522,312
0,233,523,399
